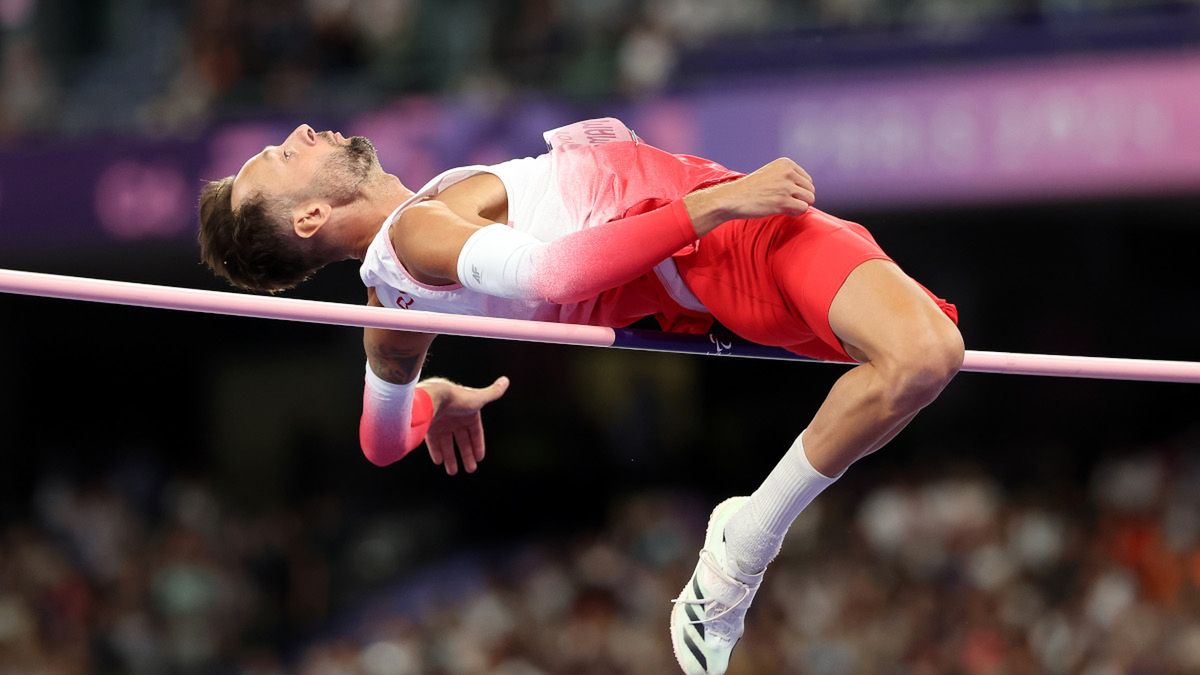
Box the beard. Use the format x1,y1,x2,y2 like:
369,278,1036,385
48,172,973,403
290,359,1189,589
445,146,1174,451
308,135,380,205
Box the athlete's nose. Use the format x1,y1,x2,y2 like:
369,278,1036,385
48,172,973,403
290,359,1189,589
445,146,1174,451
290,124,317,145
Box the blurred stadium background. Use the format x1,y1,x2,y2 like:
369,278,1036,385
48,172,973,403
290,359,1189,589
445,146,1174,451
1,1,1200,673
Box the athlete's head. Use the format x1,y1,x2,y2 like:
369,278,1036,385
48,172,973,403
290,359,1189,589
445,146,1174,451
198,124,381,292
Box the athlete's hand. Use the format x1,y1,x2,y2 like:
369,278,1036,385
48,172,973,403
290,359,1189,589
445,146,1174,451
419,376,510,475
707,157,815,225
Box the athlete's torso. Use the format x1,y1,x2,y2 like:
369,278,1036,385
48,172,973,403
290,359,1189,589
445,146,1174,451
359,118,741,328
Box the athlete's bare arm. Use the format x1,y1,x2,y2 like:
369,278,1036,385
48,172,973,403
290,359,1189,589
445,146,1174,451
388,158,816,289
364,286,435,383
389,174,508,286
362,287,509,474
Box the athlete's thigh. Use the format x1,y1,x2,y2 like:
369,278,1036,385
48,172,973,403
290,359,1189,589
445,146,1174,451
828,259,959,364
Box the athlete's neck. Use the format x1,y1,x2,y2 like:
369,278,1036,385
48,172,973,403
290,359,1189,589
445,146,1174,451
347,174,413,260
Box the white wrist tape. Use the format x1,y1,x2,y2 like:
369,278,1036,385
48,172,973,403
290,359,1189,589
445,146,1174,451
456,224,544,300
364,362,420,404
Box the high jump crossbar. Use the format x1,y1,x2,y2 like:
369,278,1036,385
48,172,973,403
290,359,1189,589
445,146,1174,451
2,268,1198,384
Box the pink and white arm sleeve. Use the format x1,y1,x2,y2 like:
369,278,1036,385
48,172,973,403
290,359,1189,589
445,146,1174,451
359,364,434,467
456,199,695,304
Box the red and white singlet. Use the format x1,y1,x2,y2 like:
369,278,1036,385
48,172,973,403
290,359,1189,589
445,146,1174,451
359,119,741,330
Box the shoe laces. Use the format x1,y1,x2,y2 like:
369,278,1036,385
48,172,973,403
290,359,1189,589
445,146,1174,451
671,549,756,631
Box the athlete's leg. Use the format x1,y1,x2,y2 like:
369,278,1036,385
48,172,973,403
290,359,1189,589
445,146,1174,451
671,225,962,675
803,259,963,475
861,410,919,456
722,259,962,577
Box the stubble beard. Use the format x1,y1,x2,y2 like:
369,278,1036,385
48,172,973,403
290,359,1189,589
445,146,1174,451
312,135,381,205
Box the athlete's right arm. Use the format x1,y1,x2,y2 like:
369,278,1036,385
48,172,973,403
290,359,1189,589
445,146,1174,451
360,287,437,467
360,290,509,474
364,288,435,383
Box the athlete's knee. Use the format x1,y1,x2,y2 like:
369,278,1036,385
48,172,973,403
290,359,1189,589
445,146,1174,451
876,320,963,415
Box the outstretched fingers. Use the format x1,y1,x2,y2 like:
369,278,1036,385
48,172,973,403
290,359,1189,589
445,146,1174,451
455,429,477,473
429,424,485,476
430,432,459,475
469,416,486,463
422,375,509,476
427,438,443,467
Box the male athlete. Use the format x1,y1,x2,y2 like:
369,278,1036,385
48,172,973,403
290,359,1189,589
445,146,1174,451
198,119,962,674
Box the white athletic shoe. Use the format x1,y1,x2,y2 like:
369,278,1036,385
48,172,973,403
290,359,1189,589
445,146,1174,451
670,497,765,675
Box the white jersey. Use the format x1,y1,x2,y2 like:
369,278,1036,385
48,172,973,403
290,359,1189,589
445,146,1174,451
359,148,707,324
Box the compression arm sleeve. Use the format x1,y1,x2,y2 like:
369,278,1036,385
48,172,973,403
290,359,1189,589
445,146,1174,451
359,364,435,467
455,198,695,304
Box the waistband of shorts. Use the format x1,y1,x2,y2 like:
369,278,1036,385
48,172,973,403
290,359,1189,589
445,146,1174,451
652,258,708,313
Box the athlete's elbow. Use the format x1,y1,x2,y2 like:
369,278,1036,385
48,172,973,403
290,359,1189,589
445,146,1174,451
360,441,412,467
361,444,398,467
358,426,413,467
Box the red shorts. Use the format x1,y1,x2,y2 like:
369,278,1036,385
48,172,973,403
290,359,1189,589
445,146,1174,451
673,208,958,361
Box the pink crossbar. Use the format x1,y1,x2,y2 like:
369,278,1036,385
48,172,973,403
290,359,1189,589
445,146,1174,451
2,268,1198,384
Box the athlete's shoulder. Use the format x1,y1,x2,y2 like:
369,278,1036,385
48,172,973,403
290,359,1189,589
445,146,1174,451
430,173,508,224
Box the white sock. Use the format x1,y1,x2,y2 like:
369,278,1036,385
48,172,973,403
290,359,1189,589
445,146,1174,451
723,431,838,575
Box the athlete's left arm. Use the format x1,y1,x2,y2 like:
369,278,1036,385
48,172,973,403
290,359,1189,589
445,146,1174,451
391,184,730,304
390,157,814,304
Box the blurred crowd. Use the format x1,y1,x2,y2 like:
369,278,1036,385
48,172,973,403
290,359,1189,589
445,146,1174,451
4,439,1200,674
0,456,458,675
1,0,1197,138
293,445,1200,675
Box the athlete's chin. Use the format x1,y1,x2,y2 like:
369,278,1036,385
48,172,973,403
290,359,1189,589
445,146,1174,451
348,135,376,155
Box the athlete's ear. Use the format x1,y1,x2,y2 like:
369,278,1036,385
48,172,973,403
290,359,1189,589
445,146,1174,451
292,201,331,239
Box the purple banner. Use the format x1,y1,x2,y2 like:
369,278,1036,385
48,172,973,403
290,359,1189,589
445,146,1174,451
683,50,1200,208
1,51,1197,254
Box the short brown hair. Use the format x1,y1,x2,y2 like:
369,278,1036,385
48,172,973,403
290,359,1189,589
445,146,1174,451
197,176,329,292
